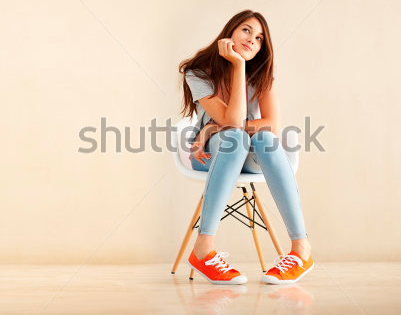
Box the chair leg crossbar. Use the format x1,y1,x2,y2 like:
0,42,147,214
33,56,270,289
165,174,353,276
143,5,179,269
171,182,285,280
193,188,267,231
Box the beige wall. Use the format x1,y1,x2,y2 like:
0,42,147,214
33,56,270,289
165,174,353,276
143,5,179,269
1,0,400,264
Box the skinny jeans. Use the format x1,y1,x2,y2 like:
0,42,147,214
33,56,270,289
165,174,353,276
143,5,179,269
190,128,308,240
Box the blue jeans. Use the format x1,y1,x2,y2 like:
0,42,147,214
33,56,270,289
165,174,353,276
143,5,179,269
190,128,307,240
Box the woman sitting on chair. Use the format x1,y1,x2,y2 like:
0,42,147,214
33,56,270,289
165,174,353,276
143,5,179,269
179,9,314,285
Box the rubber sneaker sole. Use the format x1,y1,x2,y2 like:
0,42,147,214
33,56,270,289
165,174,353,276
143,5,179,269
187,261,248,285
261,262,315,284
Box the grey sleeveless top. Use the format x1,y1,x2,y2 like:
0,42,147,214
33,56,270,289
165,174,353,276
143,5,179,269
185,69,262,144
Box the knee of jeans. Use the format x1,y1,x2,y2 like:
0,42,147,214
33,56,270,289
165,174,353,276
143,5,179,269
251,130,279,152
218,128,250,152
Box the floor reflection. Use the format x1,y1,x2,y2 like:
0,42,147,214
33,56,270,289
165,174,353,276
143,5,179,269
172,275,314,315
262,283,314,314
189,285,248,315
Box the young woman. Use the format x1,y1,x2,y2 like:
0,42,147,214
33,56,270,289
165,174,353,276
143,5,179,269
178,9,314,285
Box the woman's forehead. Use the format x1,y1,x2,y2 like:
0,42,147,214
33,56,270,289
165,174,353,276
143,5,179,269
240,18,263,35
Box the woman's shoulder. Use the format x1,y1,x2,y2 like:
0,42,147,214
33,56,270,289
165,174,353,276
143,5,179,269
185,68,214,102
185,68,213,86
185,68,210,78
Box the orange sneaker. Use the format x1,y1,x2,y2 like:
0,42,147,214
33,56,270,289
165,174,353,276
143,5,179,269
261,250,314,284
188,249,247,285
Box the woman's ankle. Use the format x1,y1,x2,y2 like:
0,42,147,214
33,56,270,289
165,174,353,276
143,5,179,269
193,247,213,260
194,234,215,260
291,238,312,260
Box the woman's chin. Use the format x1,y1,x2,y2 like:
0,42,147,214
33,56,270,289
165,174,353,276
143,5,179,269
237,53,249,61
239,51,252,61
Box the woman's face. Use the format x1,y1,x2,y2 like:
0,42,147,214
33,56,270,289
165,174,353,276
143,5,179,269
231,17,264,61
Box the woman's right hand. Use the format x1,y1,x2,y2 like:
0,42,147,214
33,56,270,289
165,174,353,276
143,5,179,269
192,142,211,166
218,38,245,66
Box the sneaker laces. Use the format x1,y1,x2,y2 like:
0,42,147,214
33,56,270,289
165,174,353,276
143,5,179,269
205,252,234,274
273,254,304,273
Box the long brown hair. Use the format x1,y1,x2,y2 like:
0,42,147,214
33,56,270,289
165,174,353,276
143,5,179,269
179,9,274,119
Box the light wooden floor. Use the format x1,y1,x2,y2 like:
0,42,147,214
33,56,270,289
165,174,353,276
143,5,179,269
1,262,400,314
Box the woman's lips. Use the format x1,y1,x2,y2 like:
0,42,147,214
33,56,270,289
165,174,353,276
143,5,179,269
242,44,252,51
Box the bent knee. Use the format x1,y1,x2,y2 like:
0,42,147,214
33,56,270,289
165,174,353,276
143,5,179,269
251,130,280,151
218,128,251,152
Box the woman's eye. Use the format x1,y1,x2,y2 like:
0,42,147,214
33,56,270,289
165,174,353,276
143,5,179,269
243,28,263,42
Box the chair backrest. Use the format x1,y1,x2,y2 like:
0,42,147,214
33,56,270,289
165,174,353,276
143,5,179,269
172,116,299,174
171,115,198,170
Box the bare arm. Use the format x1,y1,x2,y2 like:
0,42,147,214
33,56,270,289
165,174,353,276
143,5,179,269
197,39,247,128
245,83,281,136
194,123,222,148
223,61,247,127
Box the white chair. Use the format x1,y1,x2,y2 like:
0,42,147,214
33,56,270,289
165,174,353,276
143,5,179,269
171,114,300,280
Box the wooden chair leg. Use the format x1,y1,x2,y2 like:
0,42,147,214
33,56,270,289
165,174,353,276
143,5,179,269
243,191,267,272
171,194,203,274
252,189,284,256
189,269,195,280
